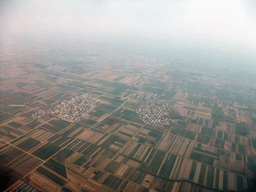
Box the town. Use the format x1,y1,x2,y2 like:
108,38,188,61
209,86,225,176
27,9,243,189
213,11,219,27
50,94,99,122
136,98,175,127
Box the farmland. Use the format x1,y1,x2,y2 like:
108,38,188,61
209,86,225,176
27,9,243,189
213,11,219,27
1,43,256,192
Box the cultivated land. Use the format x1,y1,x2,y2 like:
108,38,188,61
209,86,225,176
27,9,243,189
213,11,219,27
0,44,256,192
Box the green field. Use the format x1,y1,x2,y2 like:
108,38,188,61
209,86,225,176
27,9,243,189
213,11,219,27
102,174,124,190
61,124,81,137
142,86,164,95
159,154,177,178
27,121,41,128
0,147,24,165
17,138,40,151
89,109,106,117
8,122,22,128
0,113,11,121
37,166,67,186
44,159,67,178
97,104,117,112
32,143,60,160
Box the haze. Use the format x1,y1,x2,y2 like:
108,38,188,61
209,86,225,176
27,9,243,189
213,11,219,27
1,0,256,71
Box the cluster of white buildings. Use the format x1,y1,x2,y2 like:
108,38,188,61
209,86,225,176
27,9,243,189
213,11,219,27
50,94,99,122
136,98,175,127
32,110,45,119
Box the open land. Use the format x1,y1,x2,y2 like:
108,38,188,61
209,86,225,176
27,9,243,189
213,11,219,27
0,43,256,192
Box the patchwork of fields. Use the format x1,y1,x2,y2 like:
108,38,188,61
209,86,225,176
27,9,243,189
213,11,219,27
1,47,256,192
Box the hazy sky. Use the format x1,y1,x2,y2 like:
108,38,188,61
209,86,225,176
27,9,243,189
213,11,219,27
1,0,256,69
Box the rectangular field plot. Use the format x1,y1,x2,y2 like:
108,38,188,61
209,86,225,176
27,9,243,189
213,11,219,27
153,180,175,192
96,103,118,113
123,101,139,110
8,153,43,175
44,159,67,178
99,96,126,107
32,143,60,160
118,130,133,138
116,125,137,138
136,129,164,147
147,130,164,144
78,130,105,144
197,134,211,144
99,134,127,152
0,125,23,141
53,136,74,147
47,134,61,143
125,169,147,185
0,141,9,151
188,161,197,181
73,155,89,166
190,152,214,165
91,149,117,168
198,163,207,184
0,113,15,122
80,142,97,156
1,106,25,113
10,135,26,144
65,139,85,151
102,174,124,190
16,137,41,151
93,79,120,88
142,85,165,95
61,124,81,137
113,108,138,122
79,119,97,127
121,143,153,162
48,119,71,128
206,166,214,188
53,148,74,160
104,160,121,174
40,120,71,133
200,126,214,136
148,150,166,174
0,146,24,165
36,166,67,187
29,129,54,141
8,121,23,128
27,121,41,129
95,117,127,133
89,109,107,118
159,154,177,178
109,85,129,96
